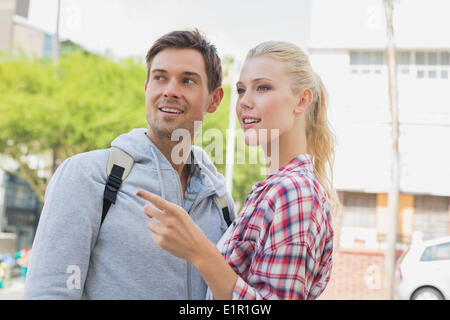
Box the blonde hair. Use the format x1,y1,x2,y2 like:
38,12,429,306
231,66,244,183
246,41,338,212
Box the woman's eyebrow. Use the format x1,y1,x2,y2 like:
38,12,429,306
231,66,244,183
236,77,273,86
252,77,273,82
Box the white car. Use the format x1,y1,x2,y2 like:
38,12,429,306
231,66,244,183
396,236,450,300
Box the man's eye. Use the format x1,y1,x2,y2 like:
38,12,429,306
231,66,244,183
183,78,195,84
153,75,165,81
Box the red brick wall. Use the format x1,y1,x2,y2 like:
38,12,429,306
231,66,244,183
318,248,386,300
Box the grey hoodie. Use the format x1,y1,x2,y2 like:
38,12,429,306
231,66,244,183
23,128,235,300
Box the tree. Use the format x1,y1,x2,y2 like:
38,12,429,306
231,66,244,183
0,51,147,201
0,50,262,208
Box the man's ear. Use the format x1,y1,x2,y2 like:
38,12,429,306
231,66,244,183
294,88,313,115
144,80,148,92
207,87,224,114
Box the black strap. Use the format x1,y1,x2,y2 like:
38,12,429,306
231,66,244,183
222,206,232,227
101,164,125,225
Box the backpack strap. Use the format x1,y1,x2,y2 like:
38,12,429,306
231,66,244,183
216,195,233,227
102,147,134,225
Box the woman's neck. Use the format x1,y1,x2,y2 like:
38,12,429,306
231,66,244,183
262,128,308,176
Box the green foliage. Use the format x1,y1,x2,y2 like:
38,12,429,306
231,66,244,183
0,50,263,207
0,51,146,200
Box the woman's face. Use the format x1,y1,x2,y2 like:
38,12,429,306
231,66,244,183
236,56,300,147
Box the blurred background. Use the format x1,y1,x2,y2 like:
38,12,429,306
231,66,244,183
0,0,449,300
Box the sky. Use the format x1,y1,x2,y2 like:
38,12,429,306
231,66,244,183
27,0,312,61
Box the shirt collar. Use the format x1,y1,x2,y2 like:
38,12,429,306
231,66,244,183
252,154,315,192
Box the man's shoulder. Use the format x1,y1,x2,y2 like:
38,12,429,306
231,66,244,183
54,149,110,183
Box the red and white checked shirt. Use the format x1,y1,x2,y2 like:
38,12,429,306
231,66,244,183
217,154,334,300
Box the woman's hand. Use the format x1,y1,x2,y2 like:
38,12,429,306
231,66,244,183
136,189,209,264
137,188,238,299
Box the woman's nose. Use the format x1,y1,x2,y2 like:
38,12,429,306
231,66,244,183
238,92,254,110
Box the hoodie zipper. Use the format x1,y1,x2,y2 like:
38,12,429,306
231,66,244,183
171,170,191,300
174,165,218,299
186,190,219,300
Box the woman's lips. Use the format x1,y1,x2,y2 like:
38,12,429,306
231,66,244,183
241,117,261,130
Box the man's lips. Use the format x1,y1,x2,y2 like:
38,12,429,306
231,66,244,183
158,105,184,115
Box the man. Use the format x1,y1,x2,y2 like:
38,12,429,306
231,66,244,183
23,29,235,299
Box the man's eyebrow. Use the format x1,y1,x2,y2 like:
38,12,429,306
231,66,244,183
151,69,167,74
150,69,201,79
182,71,201,79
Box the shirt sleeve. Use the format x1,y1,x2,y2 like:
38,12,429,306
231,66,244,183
231,242,317,299
231,176,333,300
23,154,102,299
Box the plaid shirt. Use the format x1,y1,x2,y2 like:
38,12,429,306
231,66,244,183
217,154,334,300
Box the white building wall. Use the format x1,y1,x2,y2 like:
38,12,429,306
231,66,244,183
309,0,450,50
309,0,450,196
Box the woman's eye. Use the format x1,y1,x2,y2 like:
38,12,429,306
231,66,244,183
257,85,270,92
237,88,245,95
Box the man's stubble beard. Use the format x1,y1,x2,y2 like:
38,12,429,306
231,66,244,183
149,117,195,140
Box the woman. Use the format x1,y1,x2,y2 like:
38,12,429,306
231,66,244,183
137,41,337,300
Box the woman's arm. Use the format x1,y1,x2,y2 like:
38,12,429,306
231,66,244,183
136,189,238,300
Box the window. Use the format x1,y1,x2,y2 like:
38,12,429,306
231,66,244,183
343,192,377,228
350,50,450,80
350,51,385,75
398,52,411,65
414,51,450,79
414,195,450,240
340,192,378,249
421,242,450,261
442,52,450,65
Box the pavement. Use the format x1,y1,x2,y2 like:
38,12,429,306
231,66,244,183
0,277,25,300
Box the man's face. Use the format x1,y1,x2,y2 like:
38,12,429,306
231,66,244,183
145,48,222,141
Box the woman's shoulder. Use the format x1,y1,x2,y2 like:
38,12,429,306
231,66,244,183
262,169,321,203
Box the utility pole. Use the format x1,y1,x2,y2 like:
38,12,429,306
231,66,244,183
225,60,240,196
383,0,400,300
52,0,61,66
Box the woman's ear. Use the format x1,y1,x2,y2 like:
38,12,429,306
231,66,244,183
294,88,313,114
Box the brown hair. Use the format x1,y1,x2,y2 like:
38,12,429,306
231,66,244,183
145,29,222,93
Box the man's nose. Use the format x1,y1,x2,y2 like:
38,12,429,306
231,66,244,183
163,78,181,98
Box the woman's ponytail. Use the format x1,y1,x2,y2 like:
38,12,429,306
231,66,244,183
306,72,338,213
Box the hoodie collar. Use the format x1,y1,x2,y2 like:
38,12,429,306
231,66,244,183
111,128,223,196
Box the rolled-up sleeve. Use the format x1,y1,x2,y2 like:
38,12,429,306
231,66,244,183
232,242,322,300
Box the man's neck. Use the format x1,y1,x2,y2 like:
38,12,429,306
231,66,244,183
145,129,192,178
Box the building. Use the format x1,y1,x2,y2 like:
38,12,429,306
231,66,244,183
0,0,53,58
0,0,50,254
308,0,450,299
